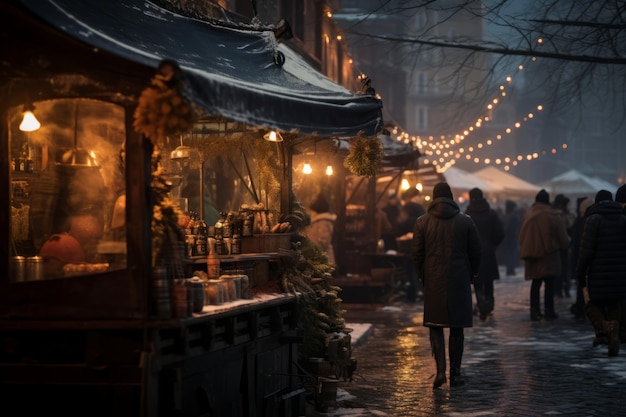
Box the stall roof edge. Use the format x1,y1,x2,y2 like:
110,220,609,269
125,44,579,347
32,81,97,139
2,0,382,137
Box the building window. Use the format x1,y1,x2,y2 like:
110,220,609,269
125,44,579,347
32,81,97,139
415,11,427,30
416,106,428,130
415,72,428,95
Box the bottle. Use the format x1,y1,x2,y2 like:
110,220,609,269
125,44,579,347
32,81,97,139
195,219,207,256
223,212,233,239
207,238,221,280
214,214,224,240
231,234,241,255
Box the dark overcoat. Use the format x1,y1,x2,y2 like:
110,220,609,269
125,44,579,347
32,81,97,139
576,201,626,301
411,197,482,328
465,198,505,283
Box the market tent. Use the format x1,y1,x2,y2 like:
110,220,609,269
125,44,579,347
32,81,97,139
442,166,501,195
473,166,541,201
539,169,619,198
2,0,382,137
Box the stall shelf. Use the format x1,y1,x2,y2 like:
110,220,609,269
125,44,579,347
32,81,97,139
1,1,381,415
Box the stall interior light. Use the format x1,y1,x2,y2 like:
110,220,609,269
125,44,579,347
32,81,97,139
263,130,283,142
55,101,98,168
19,103,41,132
302,163,312,174
325,165,333,176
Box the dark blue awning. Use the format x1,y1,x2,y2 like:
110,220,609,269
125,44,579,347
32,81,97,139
6,0,382,137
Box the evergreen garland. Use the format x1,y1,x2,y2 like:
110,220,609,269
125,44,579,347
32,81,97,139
280,234,351,363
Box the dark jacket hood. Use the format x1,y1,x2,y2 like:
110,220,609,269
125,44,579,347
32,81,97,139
466,198,490,215
428,197,460,219
587,200,623,221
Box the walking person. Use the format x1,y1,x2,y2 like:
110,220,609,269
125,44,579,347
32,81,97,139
411,182,481,388
616,184,626,344
465,188,505,321
577,189,626,356
553,194,576,298
304,192,337,266
518,189,570,321
568,197,594,321
501,200,522,276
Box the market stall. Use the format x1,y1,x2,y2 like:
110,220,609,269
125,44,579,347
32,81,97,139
0,1,382,416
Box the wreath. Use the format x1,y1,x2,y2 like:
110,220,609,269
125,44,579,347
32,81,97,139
133,59,199,141
343,134,383,177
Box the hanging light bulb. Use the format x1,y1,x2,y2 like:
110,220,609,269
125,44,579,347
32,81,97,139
19,104,41,132
325,165,333,176
302,163,312,174
263,130,283,142
401,178,410,190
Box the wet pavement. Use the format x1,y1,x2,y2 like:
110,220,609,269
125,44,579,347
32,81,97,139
307,267,626,416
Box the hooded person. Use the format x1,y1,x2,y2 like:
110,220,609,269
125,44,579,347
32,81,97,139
552,194,576,298
465,188,505,321
303,193,337,265
501,200,522,276
569,196,594,320
519,189,571,321
411,182,481,388
616,184,626,208
577,189,626,356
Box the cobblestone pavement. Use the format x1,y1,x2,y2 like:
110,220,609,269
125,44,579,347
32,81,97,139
308,268,626,416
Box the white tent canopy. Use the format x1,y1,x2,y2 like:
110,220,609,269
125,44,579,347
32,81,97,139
539,169,619,199
473,166,541,201
442,166,501,194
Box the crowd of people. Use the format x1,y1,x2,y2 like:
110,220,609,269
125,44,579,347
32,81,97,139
303,180,626,389
399,181,626,389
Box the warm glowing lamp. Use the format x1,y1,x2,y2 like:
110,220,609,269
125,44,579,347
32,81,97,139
325,165,333,176
263,130,283,142
19,105,41,132
401,178,410,190
302,163,312,174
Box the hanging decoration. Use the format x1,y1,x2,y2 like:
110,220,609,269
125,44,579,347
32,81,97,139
150,147,185,269
133,59,199,142
343,134,383,177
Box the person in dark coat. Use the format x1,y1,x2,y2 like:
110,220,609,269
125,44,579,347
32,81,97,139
616,185,626,344
568,197,594,321
577,189,626,357
553,194,576,298
465,188,505,321
518,189,570,321
411,182,481,388
381,192,401,250
501,200,522,276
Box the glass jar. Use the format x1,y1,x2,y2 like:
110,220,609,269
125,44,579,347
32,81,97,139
204,279,224,305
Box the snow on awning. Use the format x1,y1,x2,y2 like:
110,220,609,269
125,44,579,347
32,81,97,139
8,0,383,137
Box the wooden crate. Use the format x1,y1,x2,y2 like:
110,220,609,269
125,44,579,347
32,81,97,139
241,234,292,253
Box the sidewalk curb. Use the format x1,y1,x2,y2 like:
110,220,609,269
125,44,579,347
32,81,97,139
347,322,374,348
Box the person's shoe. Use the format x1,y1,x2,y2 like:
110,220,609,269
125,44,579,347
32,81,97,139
544,312,559,321
604,320,620,356
593,335,608,347
530,312,543,322
449,369,465,387
433,372,447,389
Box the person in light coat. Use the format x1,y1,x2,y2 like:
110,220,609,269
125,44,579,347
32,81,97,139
411,182,481,389
518,189,570,321
304,193,336,265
